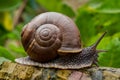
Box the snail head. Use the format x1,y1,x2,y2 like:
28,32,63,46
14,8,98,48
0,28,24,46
82,32,107,56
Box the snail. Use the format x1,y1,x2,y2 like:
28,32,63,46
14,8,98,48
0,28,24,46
15,12,106,69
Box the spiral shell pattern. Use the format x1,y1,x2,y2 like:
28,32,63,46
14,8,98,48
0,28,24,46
35,24,61,47
21,12,81,62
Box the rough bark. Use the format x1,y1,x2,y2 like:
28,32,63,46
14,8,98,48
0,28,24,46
0,62,120,80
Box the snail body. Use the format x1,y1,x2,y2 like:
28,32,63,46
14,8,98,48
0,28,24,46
15,12,106,69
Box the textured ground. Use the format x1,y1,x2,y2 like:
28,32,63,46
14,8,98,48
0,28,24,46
0,62,120,80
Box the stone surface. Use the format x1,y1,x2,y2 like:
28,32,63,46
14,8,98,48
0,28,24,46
0,62,120,80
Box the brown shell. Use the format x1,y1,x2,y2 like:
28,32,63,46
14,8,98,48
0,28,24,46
16,11,106,69
21,12,82,62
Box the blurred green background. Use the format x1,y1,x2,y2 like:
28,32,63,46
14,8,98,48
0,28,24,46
0,0,120,68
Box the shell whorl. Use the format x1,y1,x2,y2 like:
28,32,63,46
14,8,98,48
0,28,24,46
35,24,61,47
21,12,81,62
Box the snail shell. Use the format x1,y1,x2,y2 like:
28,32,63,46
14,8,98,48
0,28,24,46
20,12,82,62
15,12,106,69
